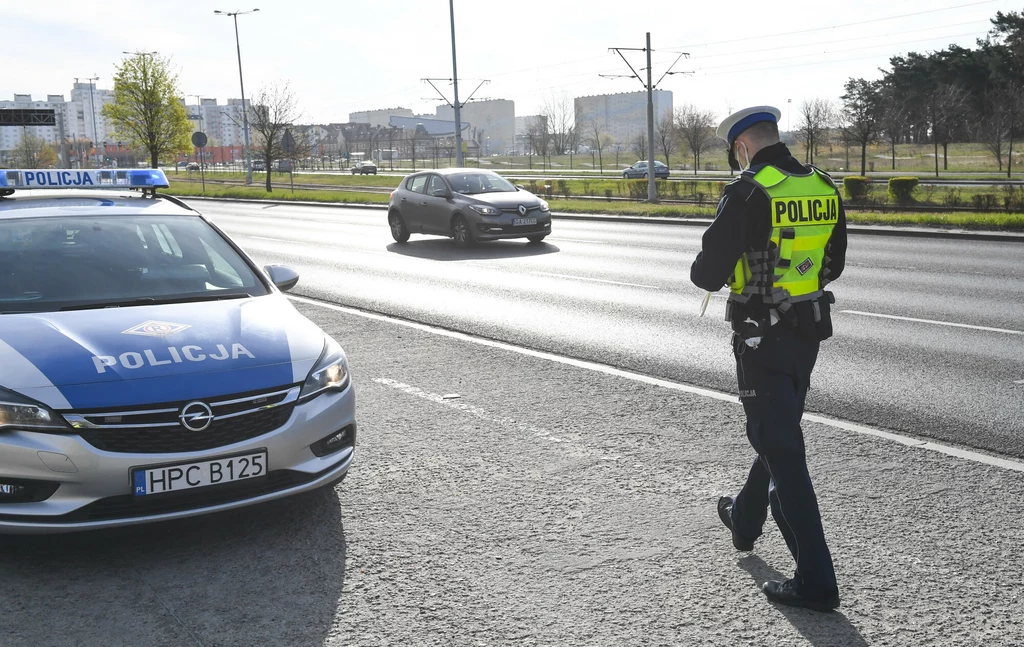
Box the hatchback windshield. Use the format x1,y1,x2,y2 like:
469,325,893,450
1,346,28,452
0,214,267,313
446,172,516,195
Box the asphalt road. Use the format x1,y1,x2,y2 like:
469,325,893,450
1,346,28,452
4,301,1021,646
200,200,1024,458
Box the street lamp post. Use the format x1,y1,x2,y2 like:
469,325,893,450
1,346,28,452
215,8,259,185
448,0,463,167
76,75,100,167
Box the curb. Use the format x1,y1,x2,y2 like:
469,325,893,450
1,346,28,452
170,194,1024,242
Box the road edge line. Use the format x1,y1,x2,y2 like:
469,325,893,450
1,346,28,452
290,295,1024,474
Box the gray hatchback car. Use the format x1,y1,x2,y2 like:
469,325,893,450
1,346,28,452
387,169,552,245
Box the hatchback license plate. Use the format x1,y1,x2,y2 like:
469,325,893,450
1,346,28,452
132,450,267,496
513,217,537,226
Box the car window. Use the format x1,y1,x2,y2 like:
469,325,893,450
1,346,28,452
0,214,267,313
446,172,516,194
407,175,427,193
427,175,447,195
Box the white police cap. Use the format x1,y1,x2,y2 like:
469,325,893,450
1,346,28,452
716,105,782,143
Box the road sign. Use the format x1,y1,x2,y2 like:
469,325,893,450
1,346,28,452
282,129,295,156
191,131,208,148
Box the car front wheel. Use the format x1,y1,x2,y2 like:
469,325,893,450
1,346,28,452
389,210,410,243
452,215,475,247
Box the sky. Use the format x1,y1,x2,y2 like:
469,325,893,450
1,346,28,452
1,0,1017,126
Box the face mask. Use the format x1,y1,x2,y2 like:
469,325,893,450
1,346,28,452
728,140,751,171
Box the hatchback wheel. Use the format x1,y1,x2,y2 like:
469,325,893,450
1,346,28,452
452,215,475,247
389,211,410,243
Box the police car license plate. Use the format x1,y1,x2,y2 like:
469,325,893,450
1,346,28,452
513,217,537,226
132,450,267,496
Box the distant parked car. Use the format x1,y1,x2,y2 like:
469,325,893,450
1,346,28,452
186,162,200,172
251,159,265,172
351,161,377,175
622,160,669,179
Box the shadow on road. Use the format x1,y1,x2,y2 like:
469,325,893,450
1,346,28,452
738,555,868,647
386,238,560,261
0,487,346,647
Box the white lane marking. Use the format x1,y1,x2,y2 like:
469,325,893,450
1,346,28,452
840,310,1023,335
1015,379,1024,385
555,238,609,245
294,296,1024,474
528,271,660,289
247,235,294,243
373,378,569,445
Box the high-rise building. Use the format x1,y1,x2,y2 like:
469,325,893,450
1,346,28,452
184,97,251,148
435,99,515,155
574,90,673,148
0,94,73,157
348,107,414,129
69,81,116,144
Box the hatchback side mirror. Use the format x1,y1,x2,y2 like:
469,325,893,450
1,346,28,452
264,264,299,292
515,184,524,190
431,187,450,198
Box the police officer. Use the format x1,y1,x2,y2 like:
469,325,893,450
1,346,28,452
690,106,847,612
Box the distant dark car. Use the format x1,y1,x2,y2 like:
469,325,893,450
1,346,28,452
251,159,265,172
387,169,552,246
622,160,669,179
351,161,377,175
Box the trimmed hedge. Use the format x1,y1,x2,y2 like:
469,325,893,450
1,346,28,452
843,176,871,201
888,177,919,205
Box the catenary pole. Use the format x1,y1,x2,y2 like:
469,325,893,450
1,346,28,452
449,0,463,167
646,32,656,203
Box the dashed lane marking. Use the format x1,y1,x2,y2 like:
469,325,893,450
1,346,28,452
840,310,1023,335
293,296,1024,474
373,378,572,446
528,271,660,289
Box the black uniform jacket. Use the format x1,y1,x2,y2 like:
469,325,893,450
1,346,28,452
689,142,848,307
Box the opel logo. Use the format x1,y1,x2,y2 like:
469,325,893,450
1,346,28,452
180,401,214,431
518,205,527,216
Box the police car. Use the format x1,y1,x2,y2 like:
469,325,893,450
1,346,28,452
0,169,355,534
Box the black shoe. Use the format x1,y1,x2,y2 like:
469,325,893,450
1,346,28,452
717,496,754,551
762,579,840,613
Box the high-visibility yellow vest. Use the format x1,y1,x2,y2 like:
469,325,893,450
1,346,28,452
727,164,839,306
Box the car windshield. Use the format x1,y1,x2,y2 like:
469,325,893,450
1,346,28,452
446,173,516,195
0,214,268,314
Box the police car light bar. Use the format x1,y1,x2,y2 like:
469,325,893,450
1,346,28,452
0,169,170,190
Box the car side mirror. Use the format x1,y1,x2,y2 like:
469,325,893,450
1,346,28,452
515,184,524,190
431,188,450,198
264,264,299,292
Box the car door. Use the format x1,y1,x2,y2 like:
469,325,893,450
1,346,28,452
422,175,453,234
399,175,428,232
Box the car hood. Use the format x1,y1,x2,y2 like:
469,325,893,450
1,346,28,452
0,295,325,410
459,191,543,209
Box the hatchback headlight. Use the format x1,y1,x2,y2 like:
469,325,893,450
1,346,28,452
539,201,550,212
469,204,500,216
299,337,350,401
0,387,68,431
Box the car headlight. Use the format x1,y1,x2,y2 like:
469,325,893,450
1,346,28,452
539,201,550,212
469,204,500,216
299,337,350,401
0,387,69,431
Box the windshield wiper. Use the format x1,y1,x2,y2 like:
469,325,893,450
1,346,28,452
60,292,254,311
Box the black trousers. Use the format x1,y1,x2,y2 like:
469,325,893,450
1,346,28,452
730,328,838,597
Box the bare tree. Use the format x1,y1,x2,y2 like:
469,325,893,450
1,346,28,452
584,120,608,174
525,116,551,170
980,88,1013,172
841,78,883,176
249,82,302,192
13,127,55,168
879,92,907,171
931,84,970,175
656,111,676,169
630,133,647,161
797,98,836,165
675,104,717,175
540,92,575,156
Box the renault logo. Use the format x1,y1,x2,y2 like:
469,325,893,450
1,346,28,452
518,205,527,216
180,401,214,431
